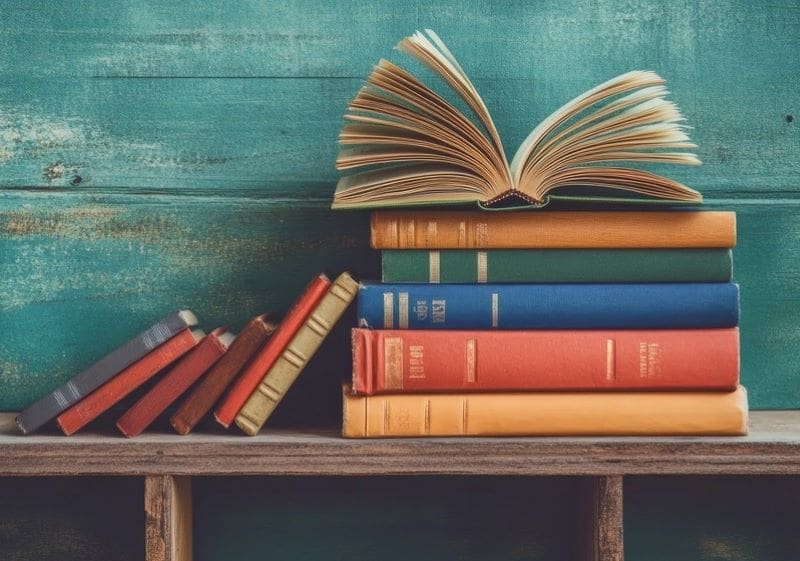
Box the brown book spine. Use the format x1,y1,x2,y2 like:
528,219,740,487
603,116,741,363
170,314,276,435
370,210,737,249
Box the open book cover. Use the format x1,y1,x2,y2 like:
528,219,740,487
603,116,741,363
333,30,702,210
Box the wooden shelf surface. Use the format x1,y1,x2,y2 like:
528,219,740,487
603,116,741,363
1,411,799,476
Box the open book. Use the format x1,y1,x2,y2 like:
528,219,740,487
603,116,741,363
333,30,702,209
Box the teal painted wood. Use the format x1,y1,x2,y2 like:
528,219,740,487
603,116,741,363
625,476,800,560
193,476,579,561
0,0,798,195
0,477,144,561
1,194,799,412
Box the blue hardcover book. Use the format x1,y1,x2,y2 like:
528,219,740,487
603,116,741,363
357,283,739,329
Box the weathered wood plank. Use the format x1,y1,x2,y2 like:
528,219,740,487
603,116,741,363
624,476,800,560
0,0,798,193
2,195,799,410
192,476,577,561
1,411,800,477
0,476,144,560
145,475,192,561
581,476,624,561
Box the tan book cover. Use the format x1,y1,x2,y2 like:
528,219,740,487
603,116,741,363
342,385,748,437
235,272,359,435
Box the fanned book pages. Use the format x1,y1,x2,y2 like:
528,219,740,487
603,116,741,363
333,30,702,209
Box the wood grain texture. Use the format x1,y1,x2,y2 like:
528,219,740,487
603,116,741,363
1,411,800,476
624,476,800,560
590,476,624,561
0,1,797,194
0,477,144,561
145,475,192,561
192,476,578,561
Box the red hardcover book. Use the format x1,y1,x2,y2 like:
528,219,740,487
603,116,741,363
56,328,204,435
116,328,235,438
170,313,276,435
351,328,740,394
214,274,332,428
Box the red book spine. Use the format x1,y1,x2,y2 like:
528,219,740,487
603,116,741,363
56,329,203,435
116,328,231,438
351,328,740,394
214,274,332,428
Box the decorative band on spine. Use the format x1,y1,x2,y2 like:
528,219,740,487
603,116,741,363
429,251,441,283
491,293,499,328
458,221,467,247
426,220,438,247
606,339,616,381
383,292,394,328
476,251,488,283
465,339,476,383
398,292,409,328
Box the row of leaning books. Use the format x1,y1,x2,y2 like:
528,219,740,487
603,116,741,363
341,209,748,438
15,272,358,437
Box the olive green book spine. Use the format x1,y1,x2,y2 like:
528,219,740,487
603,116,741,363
381,249,732,283
234,272,359,435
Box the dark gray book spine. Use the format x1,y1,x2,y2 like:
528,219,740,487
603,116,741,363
15,310,198,434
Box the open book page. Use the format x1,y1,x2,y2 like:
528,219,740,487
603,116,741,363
509,70,701,203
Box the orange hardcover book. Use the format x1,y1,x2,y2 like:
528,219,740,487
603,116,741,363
116,328,235,437
351,328,740,394
56,328,204,436
370,210,736,249
214,274,331,428
170,313,275,435
343,385,749,437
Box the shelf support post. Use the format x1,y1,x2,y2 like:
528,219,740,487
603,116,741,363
579,475,624,561
145,475,193,561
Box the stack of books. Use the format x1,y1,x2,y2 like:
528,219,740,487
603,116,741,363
15,271,359,437
341,209,747,437
332,30,747,437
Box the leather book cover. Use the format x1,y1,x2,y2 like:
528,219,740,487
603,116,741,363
56,328,204,436
214,274,332,428
370,210,736,249
234,272,358,436
116,328,234,438
351,327,740,394
170,314,276,435
358,282,740,330
342,385,749,437
381,248,733,283
16,309,199,435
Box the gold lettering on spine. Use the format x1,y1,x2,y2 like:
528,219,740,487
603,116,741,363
465,339,476,383
476,222,489,247
398,292,409,328
476,251,488,283
383,292,394,328
458,221,467,247
387,220,398,248
426,220,438,246
491,293,499,327
384,337,404,390
606,339,615,381
429,251,441,283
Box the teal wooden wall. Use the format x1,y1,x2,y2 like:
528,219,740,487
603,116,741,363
1,0,799,412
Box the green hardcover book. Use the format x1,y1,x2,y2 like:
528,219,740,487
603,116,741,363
381,249,733,283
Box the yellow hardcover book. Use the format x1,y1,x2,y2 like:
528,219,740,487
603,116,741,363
342,385,748,437
235,272,359,435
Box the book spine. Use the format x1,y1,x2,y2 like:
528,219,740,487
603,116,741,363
116,328,231,438
16,309,198,435
214,274,332,428
235,272,359,436
381,249,733,283
370,211,736,249
358,282,740,329
170,315,275,435
351,328,740,394
56,328,203,436
342,385,749,437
